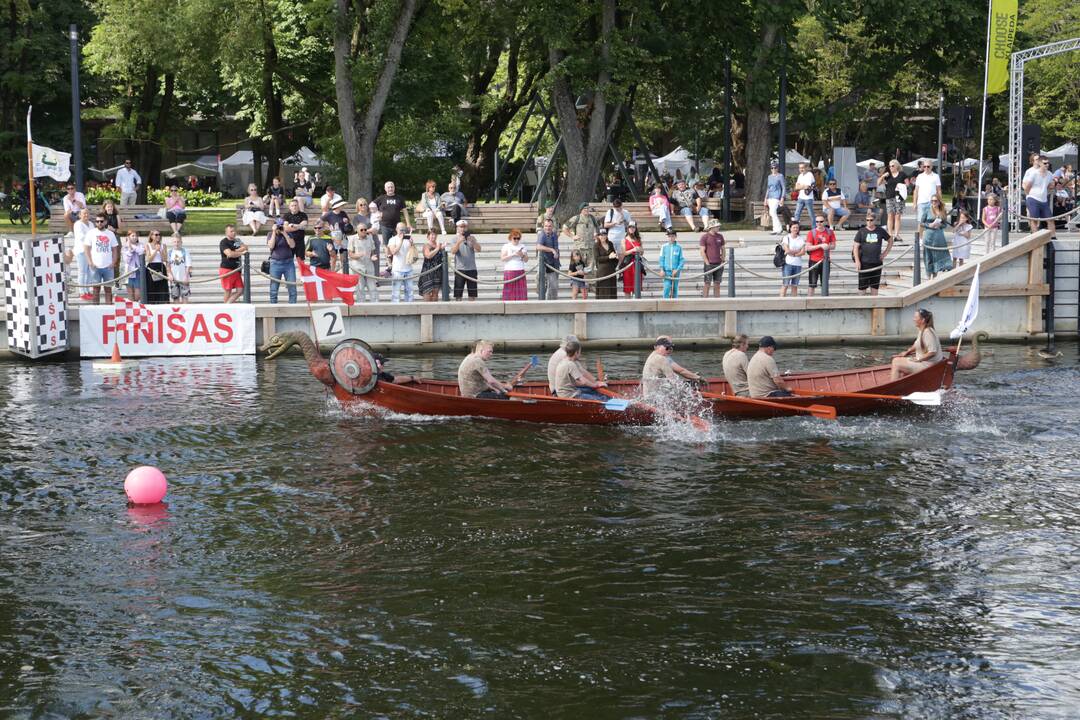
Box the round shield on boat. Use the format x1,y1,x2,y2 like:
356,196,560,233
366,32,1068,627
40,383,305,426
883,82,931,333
329,339,378,395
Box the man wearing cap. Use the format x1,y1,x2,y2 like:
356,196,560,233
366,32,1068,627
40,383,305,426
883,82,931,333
451,219,481,300
766,162,786,235
562,203,599,270
536,218,561,300
822,179,851,229
747,336,794,398
794,162,816,225
658,229,685,299
670,179,699,232
348,221,379,302
722,334,751,396
642,336,703,401
804,215,836,297
699,220,725,298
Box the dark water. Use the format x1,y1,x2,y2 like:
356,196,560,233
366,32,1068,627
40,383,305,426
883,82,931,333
1,344,1079,719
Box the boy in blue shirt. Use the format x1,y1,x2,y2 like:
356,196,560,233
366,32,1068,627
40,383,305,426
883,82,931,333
659,228,685,298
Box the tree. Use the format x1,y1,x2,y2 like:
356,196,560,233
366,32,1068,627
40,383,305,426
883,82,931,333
333,0,420,199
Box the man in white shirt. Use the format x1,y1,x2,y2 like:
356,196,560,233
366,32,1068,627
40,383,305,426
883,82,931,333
61,183,87,229
84,214,120,304
114,159,141,206
794,162,816,225
319,184,343,214
912,159,941,240
603,198,633,248
1022,154,1055,236
822,179,851,229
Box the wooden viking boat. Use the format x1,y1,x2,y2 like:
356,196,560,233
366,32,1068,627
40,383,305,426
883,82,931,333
262,331,983,425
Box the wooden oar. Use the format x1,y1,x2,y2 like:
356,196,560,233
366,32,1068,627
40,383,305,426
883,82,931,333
508,355,539,387
790,388,943,406
506,390,629,412
597,360,712,432
698,390,838,420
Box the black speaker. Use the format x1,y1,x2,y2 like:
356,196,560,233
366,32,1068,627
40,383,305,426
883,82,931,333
946,106,974,138
1021,124,1041,157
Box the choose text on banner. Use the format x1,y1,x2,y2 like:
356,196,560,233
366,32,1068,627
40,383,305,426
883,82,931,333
79,303,256,357
986,0,1018,94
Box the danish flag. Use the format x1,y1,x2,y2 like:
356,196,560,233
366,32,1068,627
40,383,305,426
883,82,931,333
113,298,154,333
297,260,357,305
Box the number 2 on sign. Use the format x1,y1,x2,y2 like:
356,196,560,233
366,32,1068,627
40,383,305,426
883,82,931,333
313,306,345,343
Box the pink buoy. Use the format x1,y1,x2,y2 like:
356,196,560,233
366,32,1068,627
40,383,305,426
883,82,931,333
124,466,168,505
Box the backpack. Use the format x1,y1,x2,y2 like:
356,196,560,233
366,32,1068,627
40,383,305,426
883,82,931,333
773,243,785,268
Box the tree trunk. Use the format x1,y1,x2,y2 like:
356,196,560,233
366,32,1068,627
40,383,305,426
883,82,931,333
547,0,622,225
334,0,418,200
742,20,780,208
258,0,283,187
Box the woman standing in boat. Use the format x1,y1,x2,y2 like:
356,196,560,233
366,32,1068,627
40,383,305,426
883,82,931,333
890,308,944,380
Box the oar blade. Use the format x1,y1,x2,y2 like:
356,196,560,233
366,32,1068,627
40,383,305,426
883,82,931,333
808,404,838,420
604,398,631,412
902,390,943,406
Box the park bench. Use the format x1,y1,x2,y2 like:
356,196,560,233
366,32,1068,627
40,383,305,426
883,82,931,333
49,204,174,234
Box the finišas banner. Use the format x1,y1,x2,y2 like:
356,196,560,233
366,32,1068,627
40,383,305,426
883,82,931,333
79,303,256,357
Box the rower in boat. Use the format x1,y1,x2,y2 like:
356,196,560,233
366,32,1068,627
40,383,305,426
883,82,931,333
890,308,943,381
642,336,704,401
372,352,416,385
722,334,750,397
547,334,597,396
554,340,609,401
747,336,794,398
458,340,513,399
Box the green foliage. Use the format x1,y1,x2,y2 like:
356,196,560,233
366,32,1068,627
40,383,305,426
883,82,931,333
145,187,223,207
85,186,120,204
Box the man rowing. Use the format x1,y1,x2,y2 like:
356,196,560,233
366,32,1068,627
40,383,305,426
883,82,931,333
554,339,609,400
547,334,597,395
747,335,794,398
641,336,703,401
721,334,750,396
458,340,513,399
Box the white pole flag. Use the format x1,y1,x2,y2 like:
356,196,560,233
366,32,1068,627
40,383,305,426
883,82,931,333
31,144,72,181
950,264,981,339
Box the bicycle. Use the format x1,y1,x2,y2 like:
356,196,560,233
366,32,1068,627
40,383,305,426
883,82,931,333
7,189,51,225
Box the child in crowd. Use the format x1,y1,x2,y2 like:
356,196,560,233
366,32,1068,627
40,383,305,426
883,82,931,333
120,230,145,301
568,249,588,300
266,177,285,217
981,194,1001,253
167,233,192,303
952,209,973,268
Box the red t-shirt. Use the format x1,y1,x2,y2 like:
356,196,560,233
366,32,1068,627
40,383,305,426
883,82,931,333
699,232,725,264
805,227,836,263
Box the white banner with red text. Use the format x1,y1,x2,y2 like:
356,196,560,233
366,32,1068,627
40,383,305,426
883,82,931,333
79,304,256,357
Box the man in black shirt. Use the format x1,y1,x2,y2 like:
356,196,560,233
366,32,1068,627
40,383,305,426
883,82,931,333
282,198,308,263
218,224,249,303
373,180,412,249
852,211,893,296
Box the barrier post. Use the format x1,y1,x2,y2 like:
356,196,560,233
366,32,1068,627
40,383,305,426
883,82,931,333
242,252,251,303
1001,195,1010,246
137,252,147,301
341,253,349,275
633,253,642,299
441,254,450,301
1044,240,1056,353
913,235,922,286
727,246,735,297
822,249,831,297
537,259,547,299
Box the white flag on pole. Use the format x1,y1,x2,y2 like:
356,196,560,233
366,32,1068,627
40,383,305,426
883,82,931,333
31,144,72,181
950,264,980,339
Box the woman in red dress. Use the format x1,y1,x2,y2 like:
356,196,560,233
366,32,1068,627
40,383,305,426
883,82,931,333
621,222,644,297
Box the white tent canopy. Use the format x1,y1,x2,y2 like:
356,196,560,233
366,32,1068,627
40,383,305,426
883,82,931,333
856,158,883,169
902,158,940,174
651,146,695,178
280,145,328,170
160,155,219,180
220,150,266,196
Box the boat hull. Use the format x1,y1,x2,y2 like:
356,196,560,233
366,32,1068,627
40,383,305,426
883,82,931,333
327,357,954,425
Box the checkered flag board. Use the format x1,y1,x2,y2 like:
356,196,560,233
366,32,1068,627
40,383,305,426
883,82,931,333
113,298,153,333
2,235,68,358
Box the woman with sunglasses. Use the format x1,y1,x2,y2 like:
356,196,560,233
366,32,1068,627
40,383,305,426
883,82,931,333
241,184,268,236
144,230,170,303
890,308,943,380
500,229,529,301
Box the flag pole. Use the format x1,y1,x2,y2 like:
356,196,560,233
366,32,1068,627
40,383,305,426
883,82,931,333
26,107,38,235
975,0,993,227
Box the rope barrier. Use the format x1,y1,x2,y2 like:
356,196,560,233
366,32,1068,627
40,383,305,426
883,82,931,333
67,266,139,289
453,262,540,286
830,241,916,275
546,262,629,284
730,256,825,281
145,265,241,284
1014,204,1080,222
